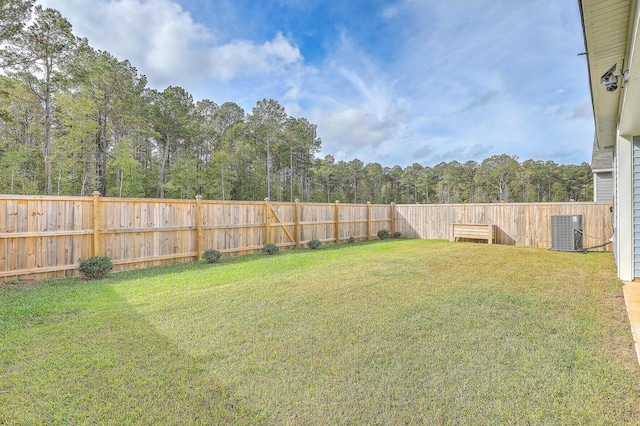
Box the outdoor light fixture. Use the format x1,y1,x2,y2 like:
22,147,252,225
600,63,629,92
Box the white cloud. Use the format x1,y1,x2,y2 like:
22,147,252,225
338,66,393,120
210,33,301,81
312,103,410,162
571,99,594,120
300,29,412,162
413,143,494,165
41,0,302,87
381,4,400,19
315,108,391,148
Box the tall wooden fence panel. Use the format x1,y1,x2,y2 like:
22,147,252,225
98,197,198,270
200,201,265,256
339,204,368,241
370,204,394,238
0,194,613,282
0,195,93,280
395,202,613,251
268,202,296,248
300,202,335,245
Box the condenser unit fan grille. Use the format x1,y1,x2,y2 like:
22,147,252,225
551,215,583,252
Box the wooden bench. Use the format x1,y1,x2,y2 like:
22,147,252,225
451,224,496,244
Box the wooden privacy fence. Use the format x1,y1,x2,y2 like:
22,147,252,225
0,194,612,282
394,202,613,250
0,194,393,281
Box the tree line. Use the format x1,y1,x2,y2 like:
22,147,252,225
0,1,593,203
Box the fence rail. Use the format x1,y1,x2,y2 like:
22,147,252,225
0,194,612,282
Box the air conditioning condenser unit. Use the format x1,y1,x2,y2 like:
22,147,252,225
550,214,583,252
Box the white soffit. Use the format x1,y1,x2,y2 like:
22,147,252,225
581,0,632,149
620,2,640,135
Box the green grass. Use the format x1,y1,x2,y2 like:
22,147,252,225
2,240,640,424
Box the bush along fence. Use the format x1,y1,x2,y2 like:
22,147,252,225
0,193,612,281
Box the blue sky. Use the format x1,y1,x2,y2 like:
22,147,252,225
40,0,593,167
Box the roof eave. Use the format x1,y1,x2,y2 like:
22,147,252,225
579,0,632,151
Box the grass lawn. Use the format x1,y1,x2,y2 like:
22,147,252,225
1,239,640,424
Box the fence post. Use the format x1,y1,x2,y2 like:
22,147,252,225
92,191,101,256
264,198,272,244
334,200,340,244
294,199,301,249
367,201,372,240
195,195,203,260
390,202,396,236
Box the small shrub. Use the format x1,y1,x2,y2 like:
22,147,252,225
203,249,222,264
262,243,279,255
77,255,113,280
348,236,356,244
393,231,402,238
377,229,390,240
307,239,322,250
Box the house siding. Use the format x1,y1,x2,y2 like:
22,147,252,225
634,140,640,278
595,171,614,202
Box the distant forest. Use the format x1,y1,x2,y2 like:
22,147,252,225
0,1,593,203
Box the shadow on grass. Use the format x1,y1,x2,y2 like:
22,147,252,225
0,282,261,425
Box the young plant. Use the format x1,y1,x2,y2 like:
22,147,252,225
262,243,279,255
77,255,113,280
307,239,322,250
377,229,390,240
203,249,222,264
348,236,356,244
393,231,402,238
